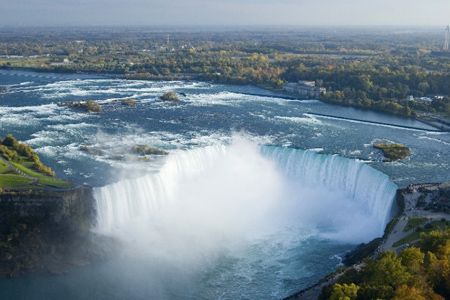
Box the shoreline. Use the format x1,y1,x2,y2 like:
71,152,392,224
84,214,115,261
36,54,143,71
284,182,450,300
1,67,449,133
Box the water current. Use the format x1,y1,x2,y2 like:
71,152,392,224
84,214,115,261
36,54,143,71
0,70,449,299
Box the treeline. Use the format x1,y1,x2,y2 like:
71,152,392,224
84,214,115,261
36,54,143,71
282,56,450,116
320,229,450,300
0,134,55,177
1,27,450,116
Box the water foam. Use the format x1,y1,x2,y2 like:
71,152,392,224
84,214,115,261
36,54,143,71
94,139,397,244
260,146,398,240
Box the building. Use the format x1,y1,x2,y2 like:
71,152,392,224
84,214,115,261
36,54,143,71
406,95,415,102
282,81,326,99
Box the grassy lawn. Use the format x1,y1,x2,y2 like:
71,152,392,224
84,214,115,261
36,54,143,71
0,160,8,172
393,220,450,247
10,162,73,189
11,161,52,179
39,178,73,189
1,139,73,190
0,174,33,188
403,217,427,232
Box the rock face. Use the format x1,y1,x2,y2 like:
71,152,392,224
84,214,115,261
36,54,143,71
0,186,96,232
0,186,116,278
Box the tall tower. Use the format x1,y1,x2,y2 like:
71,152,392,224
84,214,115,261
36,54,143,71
444,26,449,51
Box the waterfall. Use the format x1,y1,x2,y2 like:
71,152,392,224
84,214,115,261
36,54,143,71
260,146,398,235
94,142,397,241
94,144,227,233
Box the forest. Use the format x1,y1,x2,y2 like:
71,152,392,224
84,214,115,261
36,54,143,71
0,26,450,117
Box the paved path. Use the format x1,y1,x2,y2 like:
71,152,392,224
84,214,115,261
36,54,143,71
0,154,34,179
0,153,75,191
287,185,450,300
382,189,450,253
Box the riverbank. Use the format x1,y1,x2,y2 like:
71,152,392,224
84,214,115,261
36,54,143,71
285,182,450,300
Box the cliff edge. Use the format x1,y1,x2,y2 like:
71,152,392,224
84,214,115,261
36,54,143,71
0,186,116,277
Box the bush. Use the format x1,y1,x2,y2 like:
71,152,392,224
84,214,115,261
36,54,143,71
121,98,135,106
2,134,19,149
58,100,102,112
85,100,102,112
159,91,179,102
0,145,22,163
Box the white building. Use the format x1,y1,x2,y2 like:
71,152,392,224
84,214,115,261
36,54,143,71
282,81,326,98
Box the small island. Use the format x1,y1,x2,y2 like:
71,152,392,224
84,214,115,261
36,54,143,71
79,144,168,159
159,91,179,102
121,98,136,106
374,143,410,162
132,145,168,155
57,100,102,113
79,145,106,156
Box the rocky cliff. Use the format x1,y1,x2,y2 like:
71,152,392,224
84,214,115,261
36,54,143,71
0,186,117,277
0,186,95,231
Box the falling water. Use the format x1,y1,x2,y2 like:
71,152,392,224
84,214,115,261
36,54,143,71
93,138,398,299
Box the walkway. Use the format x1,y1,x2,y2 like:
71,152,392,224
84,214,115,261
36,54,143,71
286,185,450,300
0,153,74,191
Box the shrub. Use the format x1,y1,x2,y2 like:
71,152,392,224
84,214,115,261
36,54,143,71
0,145,22,163
2,134,19,149
121,98,135,106
85,100,102,112
159,91,179,102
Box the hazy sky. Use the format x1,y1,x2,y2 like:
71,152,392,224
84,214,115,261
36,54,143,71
1,0,449,27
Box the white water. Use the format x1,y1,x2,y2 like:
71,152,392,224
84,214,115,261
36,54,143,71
93,138,397,298
95,139,397,239
261,146,398,239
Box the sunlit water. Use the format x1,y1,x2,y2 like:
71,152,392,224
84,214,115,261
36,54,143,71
0,70,449,299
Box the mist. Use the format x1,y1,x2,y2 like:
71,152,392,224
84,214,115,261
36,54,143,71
94,137,395,283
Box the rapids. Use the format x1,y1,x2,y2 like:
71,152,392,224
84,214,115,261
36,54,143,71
1,70,449,299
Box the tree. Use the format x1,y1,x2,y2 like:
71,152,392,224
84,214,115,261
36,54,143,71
393,284,427,300
2,134,19,149
400,247,424,275
329,283,359,300
362,251,411,287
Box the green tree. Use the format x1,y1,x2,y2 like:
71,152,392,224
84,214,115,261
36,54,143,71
362,251,411,287
400,247,424,275
2,134,19,149
329,283,359,300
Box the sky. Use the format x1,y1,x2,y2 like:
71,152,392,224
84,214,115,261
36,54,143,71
0,0,449,27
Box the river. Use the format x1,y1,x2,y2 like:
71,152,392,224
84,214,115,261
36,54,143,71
0,70,449,299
